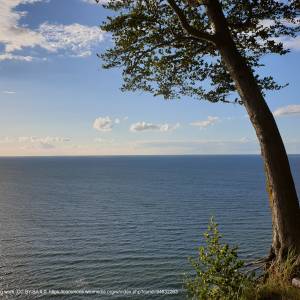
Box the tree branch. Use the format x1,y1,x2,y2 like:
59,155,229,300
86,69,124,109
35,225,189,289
229,0,257,30
167,0,216,44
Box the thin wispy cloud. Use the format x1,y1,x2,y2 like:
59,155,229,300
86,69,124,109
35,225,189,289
0,53,34,62
134,138,259,154
138,138,254,147
130,122,180,132
278,36,300,51
2,90,16,94
94,137,103,142
0,136,71,151
0,0,106,61
259,19,300,51
94,137,115,144
82,0,109,4
190,116,219,128
18,136,71,150
39,142,56,149
273,105,300,117
18,136,71,143
0,137,14,143
39,23,106,57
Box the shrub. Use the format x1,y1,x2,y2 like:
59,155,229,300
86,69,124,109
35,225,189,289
184,218,254,300
184,218,300,299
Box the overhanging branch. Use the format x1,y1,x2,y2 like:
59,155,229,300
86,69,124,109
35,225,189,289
167,0,216,44
229,0,257,30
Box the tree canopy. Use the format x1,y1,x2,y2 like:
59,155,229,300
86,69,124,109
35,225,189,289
99,0,299,103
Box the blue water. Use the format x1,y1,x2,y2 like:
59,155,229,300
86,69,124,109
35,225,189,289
0,155,299,299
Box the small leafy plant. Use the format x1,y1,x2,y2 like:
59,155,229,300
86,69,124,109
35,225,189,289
185,218,254,300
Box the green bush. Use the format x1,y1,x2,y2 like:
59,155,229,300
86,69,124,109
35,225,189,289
184,218,254,300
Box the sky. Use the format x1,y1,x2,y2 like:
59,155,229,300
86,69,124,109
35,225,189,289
0,0,299,156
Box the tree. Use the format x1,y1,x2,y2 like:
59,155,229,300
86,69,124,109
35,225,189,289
99,0,300,264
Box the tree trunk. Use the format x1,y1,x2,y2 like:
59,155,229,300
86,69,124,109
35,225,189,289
206,0,300,263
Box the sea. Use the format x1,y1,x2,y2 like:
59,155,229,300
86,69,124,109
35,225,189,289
0,155,299,299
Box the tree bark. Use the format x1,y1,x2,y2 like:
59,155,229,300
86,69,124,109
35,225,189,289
205,0,300,263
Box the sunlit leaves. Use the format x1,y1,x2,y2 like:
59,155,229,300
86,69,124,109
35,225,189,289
100,0,299,102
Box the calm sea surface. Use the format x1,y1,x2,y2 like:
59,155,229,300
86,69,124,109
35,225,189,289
0,155,299,299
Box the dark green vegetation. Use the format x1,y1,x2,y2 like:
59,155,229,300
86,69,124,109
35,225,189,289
185,218,254,299
99,0,300,272
100,0,297,101
185,219,300,299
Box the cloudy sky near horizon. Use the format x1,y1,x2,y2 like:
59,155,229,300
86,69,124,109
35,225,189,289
0,0,300,156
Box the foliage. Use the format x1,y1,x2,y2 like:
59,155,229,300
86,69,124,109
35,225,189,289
255,251,300,300
99,0,299,102
184,219,300,299
184,218,254,299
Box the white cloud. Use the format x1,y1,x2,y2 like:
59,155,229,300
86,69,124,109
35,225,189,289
82,0,109,4
0,0,106,61
0,53,34,62
259,19,300,52
38,23,106,57
159,123,180,132
239,137,250,143
138,138,254,147
114,118,120,124
18,136,71,143
135,137,259,154
94,137,115,143
130,121,180,132
190,116,219,128
94,137,103,142
0,137,14,143
0,0,46,53
278,36,300,51
39,142,55,149
3,90,16,94
0,135,71,152
273,105,300,117
42,136,71,143
93,116,114,132
17,136,71,150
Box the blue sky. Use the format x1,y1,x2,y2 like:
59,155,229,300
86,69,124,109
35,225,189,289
0,0,299,156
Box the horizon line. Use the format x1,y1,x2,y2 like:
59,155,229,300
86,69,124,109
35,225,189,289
0,153,300,158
